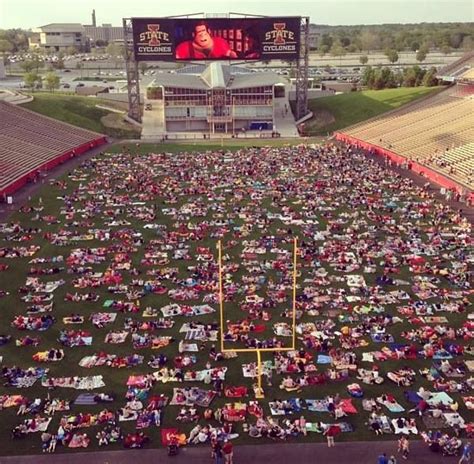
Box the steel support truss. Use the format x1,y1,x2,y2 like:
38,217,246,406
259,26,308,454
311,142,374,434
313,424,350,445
295,16,310,121
123,18,141,123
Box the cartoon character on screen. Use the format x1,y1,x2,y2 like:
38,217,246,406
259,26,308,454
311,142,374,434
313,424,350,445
243,30,261,60
175,21,237,59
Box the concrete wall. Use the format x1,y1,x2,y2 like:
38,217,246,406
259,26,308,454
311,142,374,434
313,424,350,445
99,93,144,104
167,120,209,132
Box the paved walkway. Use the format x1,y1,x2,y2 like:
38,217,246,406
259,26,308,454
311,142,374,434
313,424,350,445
0,440,456,464
274,96,300,138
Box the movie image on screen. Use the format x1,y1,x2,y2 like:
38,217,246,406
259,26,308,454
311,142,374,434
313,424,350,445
131,17,301,62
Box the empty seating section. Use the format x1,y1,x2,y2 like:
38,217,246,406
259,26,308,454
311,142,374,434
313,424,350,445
437,51,474,80
0,101,106,195
428,143,474,182
342,86,474,188
452,83,474,97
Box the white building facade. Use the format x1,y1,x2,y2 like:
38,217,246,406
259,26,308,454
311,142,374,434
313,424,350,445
29,24,88,52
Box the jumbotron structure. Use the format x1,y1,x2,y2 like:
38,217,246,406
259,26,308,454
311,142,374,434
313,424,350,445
122,14,310,126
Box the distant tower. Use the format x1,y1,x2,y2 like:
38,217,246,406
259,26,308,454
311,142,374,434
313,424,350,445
92,9,97,27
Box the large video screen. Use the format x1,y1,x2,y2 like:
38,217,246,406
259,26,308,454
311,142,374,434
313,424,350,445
131,17,301,62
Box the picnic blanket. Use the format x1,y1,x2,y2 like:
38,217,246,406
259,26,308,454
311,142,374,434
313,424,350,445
422,413,447,429
160,304,215,317
377,396,405,412
74,394,98,405
339,398,358,414
443,413,466,429
305,422,354,433
161,428,179,446
24,417,51,433
404,390,422,404
463,396,474,410
178,340,199,352
391,419,418,435
42,375,105,390
170,388,216,407
306,399,330,412
269,398,303,415
426,392,453,406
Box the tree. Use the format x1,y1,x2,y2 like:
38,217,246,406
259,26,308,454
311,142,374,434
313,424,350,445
330,41,346,64
362,66,375,88
66,46,78,56
29,53,45,73
320,34,333,50
449,32,464,49
44,71,60,92
441,45,451,56
381,67,397,88
106,42,124,68
139,62,149,76
461,36,474,51
318,44,330,57
416,48,428,63
410,41,420,52
372,68,385,90
403,65,424,87
24,72,39,91
53,58,65,70
0,29,29,52
384,49,399,64
0,39,13,54
76,61,84,78
21,60,35,73
360,30,380,53
422,67,438,87
359,55,369,65
95,39,108,48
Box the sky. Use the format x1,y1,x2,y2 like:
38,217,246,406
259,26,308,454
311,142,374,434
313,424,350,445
0,0,473,29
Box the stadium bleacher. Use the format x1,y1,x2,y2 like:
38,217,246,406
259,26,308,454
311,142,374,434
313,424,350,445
437,50,474,82
337,85,474,189
0,101,107,197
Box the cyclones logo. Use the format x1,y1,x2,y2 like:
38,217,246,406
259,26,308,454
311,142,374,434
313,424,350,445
139,24,170,45
265,23,295,44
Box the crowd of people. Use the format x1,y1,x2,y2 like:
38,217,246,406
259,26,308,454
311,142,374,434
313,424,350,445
0,142,472,459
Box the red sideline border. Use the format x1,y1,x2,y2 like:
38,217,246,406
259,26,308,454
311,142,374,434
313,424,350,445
334,132,474,205
0,136,108,198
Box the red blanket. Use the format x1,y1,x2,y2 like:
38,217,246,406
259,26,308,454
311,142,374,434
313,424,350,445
161,428,178,446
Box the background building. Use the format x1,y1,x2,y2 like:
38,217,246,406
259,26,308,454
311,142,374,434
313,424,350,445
29,24,88,52
83,11,124,44
83,24,124,44
146,63,286,135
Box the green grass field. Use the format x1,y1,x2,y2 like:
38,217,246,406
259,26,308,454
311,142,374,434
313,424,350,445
0,143,471,456
304,86,441,135
21,87,442,146
22,93,139,138
109,138,324,155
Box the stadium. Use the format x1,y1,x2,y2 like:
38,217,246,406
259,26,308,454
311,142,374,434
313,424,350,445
0,6,473,464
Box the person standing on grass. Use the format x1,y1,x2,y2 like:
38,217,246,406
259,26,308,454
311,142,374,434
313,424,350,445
458,442,471,464
214,441,225,464
222,439,234,464
324,425,338,447
398,436,410,460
